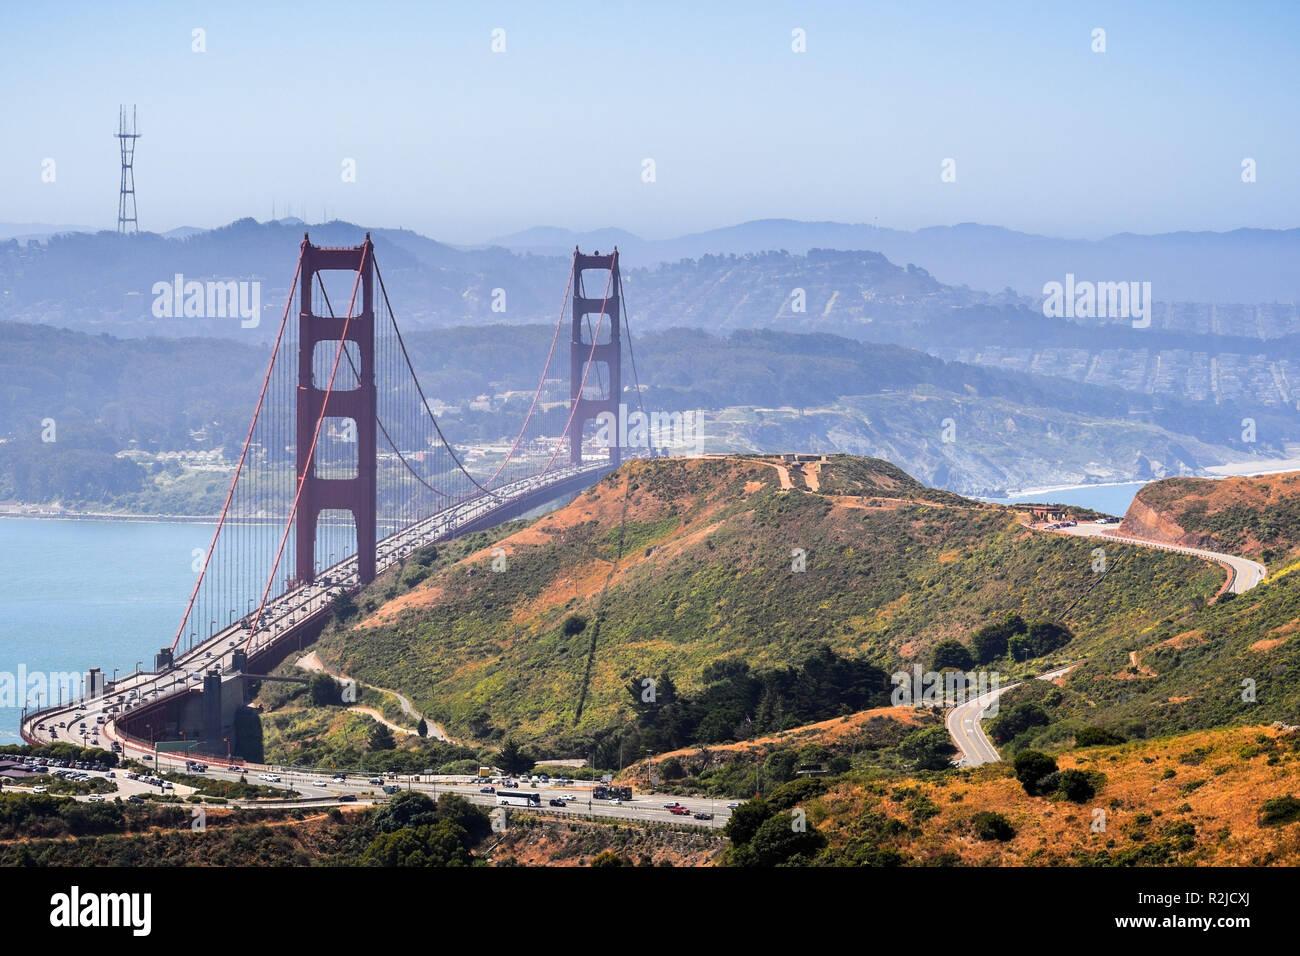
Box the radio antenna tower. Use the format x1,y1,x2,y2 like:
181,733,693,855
116,105,141,234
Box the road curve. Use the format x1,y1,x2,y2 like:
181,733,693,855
1048,521,1266,595
947,519,1268,766
946,665,1076,767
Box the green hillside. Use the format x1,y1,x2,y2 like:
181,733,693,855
300,455,1220,756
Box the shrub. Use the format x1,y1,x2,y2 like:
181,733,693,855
1056,769,1095,803
898,726,957,771
989,703,1050,744
1261,795,1300,825
972,811,1016,842
1076,726,1127,747
1013,750,1058,796
931,639,973,671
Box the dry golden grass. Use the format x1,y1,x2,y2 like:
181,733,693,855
815,724,1300,865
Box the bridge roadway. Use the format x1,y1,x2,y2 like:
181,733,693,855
19,461,616,779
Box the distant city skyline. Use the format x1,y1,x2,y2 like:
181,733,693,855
3,0,1297,243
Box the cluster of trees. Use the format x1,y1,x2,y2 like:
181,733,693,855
0,791,189,841
628,645,890,752
1012,750,1097,802
724,777,828,867
930,615,1075,671
0,427,146,504
988,702,1050,745
362,792,490,867
496,738,535,775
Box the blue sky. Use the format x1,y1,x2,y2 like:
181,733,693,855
2,0,1297,241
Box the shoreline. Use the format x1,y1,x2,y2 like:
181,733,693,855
984,478,1147,500
987,458,1300,501
0,510,219,524
8,455,1300,520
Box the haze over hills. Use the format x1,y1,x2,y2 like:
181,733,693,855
488,219,1300,304
12,215,1300,307
2,319,1288,503
9,218,1300,433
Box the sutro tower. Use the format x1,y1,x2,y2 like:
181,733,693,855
116,105,141,234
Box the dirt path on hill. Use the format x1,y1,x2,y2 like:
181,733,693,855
296,651,452,741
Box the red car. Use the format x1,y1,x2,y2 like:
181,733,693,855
669,806,691,816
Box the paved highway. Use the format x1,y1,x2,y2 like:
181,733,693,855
7,763,733,829
946,517,1268,766
1048,520,1267,594
946,664,1076,767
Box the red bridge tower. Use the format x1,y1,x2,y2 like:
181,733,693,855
295,235,378,585
569,249,622,466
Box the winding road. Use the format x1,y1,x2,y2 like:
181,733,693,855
1052,521,1266,595
946,665,1076,767
945,520,1268,766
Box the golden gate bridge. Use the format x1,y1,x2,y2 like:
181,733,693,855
22,233,648,760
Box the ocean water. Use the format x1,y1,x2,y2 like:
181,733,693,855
980,481,1148,517
0,518,216,743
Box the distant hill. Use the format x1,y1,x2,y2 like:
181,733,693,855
7,218,1300,425
3,317,1288,508
0,221,99,242
489,218,1300,303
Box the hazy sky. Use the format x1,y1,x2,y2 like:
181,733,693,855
3,0,1297,242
